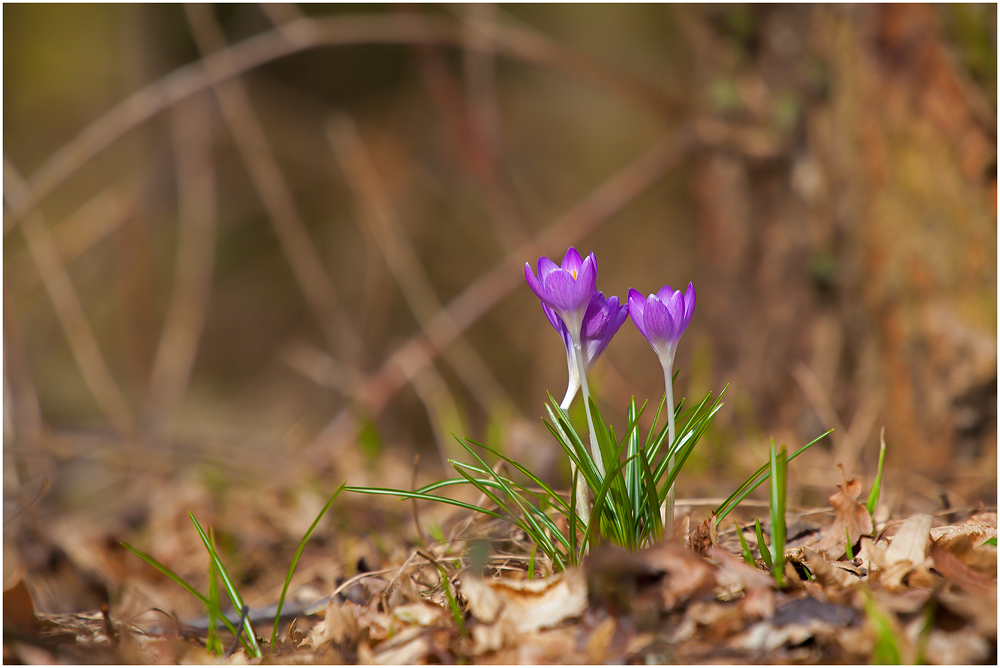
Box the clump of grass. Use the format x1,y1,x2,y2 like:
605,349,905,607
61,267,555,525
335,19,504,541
348,387,724,569
122,483,346,656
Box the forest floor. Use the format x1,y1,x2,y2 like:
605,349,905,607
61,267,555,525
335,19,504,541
4,434,996,665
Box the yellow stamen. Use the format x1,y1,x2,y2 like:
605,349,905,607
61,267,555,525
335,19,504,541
571,270,578,280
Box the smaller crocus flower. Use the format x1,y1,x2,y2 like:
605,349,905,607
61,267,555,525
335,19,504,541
627,283,696,370
628,282,694,539
543,291,629,408
525,247,598,340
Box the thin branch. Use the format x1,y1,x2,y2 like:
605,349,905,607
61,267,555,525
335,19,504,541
3,158,136,440
144,92,218,435
6,185,134,295
326,112,514,415
8,12,671,229
183,3,364,360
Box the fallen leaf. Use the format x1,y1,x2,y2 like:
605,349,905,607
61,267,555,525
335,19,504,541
803,547,864,590
690,514,719,556
461,568,587,635
808,465,874,559
884,513,932,566
930,541,996,596
586,542,717,613
584,615,616,662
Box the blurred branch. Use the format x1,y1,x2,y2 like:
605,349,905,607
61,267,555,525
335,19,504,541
410,5,529,251
183,3,365,361
326,112,515,414
3,158,136,441
311,128,697,462
143,92,218,436
7,11,672,229
6,185,134,297
3,308,44,468
459,6,681,117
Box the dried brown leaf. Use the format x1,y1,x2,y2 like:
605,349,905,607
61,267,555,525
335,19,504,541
808,466,874,559
883,513,932,567
587,542,717,613
802,547,864,590
930,541,996,596
307,598,358,649
461,568,587,635
689,514,718,556
584,615,617,662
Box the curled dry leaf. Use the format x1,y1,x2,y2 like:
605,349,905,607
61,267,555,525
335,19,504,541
689,514,719,556
802,547,864,591
461,568,587,637
307,598,358,649
707,545,774,618
865,514,934,592
808,465,874,559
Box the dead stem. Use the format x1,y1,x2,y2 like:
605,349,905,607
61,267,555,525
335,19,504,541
183,4,364,361
326,112,514,415
3,159,136,441
143,92,218,437
8,12,669,229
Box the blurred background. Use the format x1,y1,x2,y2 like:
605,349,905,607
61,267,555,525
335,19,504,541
4,3,996,618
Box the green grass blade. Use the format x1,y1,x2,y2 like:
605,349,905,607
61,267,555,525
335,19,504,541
583,452,636,553
734,521,756,566
568,465,579,564
625,399,642,529
450,458,568,567
460,437,571,514
122,541,210,608
866,428,887,517
754,517,772,569
714,429,831,524
636,435,663,547
270,482,346,648
121,541,245,641
845,528,855,560
432,561,465,634
344,486,505,520
207,557,223,655
769,441,787,588
456,439,561,556
189,514,261,657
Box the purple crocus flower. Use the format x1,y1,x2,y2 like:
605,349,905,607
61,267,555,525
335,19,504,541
628,281,695,539
543,291,629,408
627,283,696,369
524,247,598,340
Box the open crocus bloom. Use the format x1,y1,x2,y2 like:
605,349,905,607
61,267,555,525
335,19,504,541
543,291,629,406
627,283,696,368
524,247,598,340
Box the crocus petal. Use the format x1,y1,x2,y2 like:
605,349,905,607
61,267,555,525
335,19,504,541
560,247,583,276
575,253,598,299
655,284,675,303
524,262,547,303
643,295,676,345
627,288,648,340
542,302,572,350
583,294,629,369
683,282,696,326
537,256,560,281
542,269,584,314
666,289,685,326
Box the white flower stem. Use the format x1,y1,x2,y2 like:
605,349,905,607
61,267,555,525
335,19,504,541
662,362,676,539
559,389,590,530
572,338,605,478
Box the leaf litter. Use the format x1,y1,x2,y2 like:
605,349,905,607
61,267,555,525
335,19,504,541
4,461,997,664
